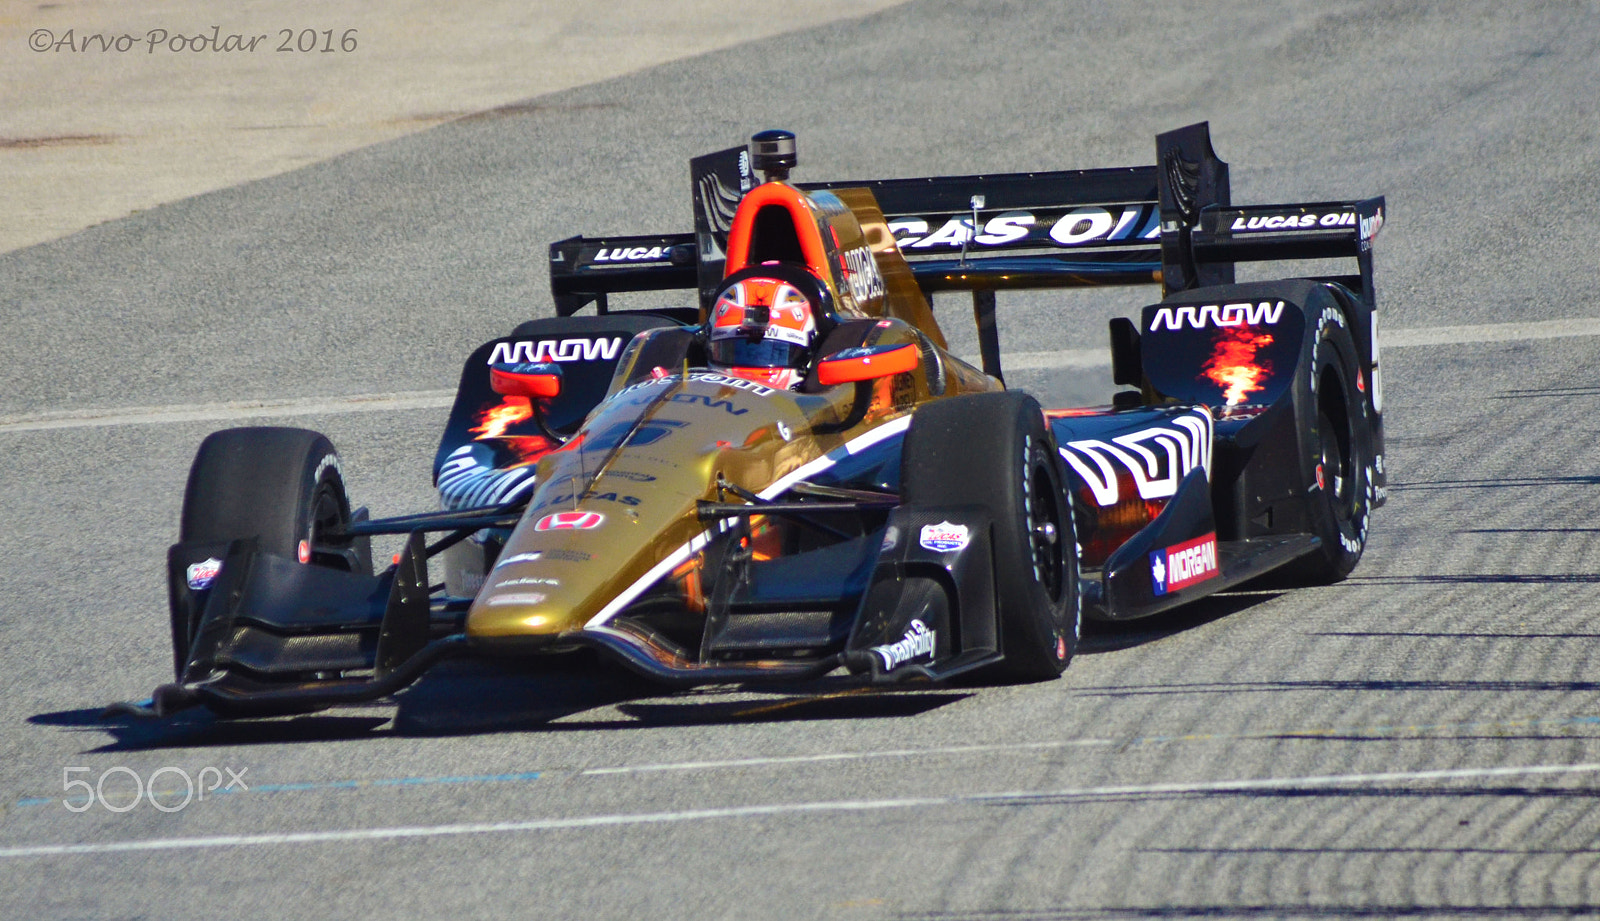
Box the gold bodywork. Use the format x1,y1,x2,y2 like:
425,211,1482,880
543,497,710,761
466,182,998,648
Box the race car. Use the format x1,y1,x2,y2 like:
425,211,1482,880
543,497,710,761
141,123,1386,717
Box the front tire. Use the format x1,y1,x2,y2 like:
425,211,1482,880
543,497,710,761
902,391,1080,680
172,427,366,677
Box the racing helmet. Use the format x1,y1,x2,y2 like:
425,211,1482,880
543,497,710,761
707,265,829,389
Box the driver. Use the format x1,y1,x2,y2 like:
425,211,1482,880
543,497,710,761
707,273,820,390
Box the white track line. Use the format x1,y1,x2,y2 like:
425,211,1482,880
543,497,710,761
3,318,1596,434
579,739,1115,775
1382,317,1600,347
977,317,1600,371
0,391,455,433
4,761,1597,859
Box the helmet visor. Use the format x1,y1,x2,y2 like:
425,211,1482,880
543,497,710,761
708,336,809,369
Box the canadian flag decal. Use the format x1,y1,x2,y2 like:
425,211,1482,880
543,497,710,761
1150,532,1219,596
534,511,605,532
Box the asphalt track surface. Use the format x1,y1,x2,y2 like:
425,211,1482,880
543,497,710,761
5,1,1600,918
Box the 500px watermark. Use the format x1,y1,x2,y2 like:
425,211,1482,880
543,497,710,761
62,765,247,813
29,27,358,54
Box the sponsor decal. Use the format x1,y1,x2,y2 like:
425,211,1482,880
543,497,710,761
604,470,657,483
494,551,543,569
880,525,899,551
1150,533,1219,596
588,418,688,450
1148,301,1286,331
1370,312,1385,413
1060,410,1213,507
486,337,624,365
696,374,767,394
737,149,753,190
499,576,559,587
185,557,223,590
544,548,593,562
887,205,1159,251
1358,205,1384,244
539,491,641,507
775,420,792,442
919,521,970,553
313,453,341,486
1227,211,1358,232
840,245,886,304
870,619,937,671
535,511,605,531
593,245,671,263
669,392,748,415
486,592,547,607
617,371,777,399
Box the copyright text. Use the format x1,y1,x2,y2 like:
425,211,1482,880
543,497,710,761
29,27,359,55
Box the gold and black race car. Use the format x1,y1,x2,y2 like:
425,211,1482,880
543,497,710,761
141,123,1386,717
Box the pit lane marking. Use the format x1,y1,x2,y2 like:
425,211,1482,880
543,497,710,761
5,761,1599,859
4,319,1598,434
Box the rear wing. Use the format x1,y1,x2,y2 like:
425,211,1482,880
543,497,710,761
547,122,1383,330
550,145,755,319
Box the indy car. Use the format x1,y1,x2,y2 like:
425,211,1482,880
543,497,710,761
139,123,1387,717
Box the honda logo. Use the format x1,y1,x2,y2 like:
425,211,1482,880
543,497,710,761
534,511,605,531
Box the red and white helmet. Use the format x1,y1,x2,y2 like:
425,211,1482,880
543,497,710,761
708,273,820,390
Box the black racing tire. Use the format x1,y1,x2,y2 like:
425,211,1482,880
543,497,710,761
902,391,1080,680
1283,307,1373,584
174,428,366,674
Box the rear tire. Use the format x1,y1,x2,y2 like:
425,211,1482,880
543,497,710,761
173,427,366,675
1283,309,1372,584
902,391,1080,680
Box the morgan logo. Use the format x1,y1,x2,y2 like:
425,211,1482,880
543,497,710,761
185,557,223,591
534,511,605,532
487,338,623,365
1151,533,1219,596
1148,301,1286,331
919,521,970,553
870,619,937,671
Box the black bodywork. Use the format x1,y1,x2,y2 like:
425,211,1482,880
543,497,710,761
140,123,1386,717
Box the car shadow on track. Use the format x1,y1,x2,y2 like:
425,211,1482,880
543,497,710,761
29,706,392,753
1078,590,1285,655
34,654,973,750
388,659,970,736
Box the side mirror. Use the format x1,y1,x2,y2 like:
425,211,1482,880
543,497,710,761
490,362,562,399
815,343,919,387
